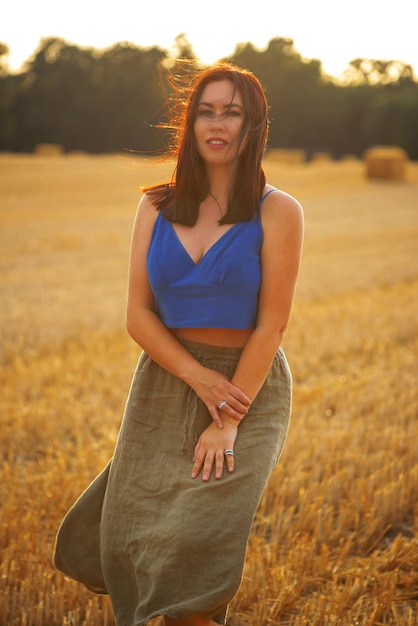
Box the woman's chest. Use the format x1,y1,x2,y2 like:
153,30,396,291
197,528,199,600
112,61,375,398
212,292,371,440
172,218,235,265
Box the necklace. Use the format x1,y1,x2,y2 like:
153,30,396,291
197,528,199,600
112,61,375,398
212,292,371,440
208,191,224,218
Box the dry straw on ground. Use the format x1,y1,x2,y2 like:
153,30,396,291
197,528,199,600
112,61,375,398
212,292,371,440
1,154,417,625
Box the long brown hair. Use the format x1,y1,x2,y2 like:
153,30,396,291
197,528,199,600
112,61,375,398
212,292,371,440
143,62,269,225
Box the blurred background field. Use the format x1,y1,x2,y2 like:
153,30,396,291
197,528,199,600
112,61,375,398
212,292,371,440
0,154,417,625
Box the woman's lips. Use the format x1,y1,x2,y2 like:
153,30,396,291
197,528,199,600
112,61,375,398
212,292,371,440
207,138,227,149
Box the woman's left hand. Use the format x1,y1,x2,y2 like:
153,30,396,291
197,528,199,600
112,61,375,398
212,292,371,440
191,419,238,481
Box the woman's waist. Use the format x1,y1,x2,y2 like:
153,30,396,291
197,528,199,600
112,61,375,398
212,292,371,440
170,327,253,348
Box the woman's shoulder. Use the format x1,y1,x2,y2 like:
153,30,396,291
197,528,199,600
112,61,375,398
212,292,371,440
260,184,304,222
259,184,304,256
133,192,161,238
138,187,166,216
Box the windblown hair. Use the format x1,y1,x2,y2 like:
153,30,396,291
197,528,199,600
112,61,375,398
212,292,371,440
143,62,270,225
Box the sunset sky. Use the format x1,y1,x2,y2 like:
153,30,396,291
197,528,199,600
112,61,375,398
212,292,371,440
2,0,417,79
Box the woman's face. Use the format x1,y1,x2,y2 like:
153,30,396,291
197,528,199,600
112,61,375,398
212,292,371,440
194,79,246,166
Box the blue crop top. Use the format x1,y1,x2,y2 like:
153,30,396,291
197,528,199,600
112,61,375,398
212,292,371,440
146,190,276,329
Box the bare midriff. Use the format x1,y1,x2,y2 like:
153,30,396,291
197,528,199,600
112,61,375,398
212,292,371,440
170,327,253,347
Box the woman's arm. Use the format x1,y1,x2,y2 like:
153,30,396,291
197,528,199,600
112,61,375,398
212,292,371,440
125,194,251,427
192,190,304,480
228,189,304,402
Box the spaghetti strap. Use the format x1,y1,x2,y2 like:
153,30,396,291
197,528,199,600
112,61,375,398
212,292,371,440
260,188,279,208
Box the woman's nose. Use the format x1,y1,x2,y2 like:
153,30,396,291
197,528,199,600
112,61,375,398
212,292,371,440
209,115,226,129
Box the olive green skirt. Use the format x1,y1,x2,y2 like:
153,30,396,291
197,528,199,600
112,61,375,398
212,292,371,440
54,339,292,625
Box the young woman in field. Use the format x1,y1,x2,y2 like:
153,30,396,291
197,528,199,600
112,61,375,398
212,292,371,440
54,62,303,626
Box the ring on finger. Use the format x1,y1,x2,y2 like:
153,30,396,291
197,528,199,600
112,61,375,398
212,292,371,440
217,400,228,411
224,449,234,457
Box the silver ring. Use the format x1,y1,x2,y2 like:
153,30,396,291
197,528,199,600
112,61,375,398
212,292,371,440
217,400,228,411
224,449,234,457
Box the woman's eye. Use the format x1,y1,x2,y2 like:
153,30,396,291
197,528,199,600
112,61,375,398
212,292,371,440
198,110,215,119
197,109,241,120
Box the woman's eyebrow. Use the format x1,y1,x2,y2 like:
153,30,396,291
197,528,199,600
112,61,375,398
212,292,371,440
198,101,243,110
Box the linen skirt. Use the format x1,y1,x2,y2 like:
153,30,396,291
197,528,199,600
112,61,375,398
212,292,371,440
54,339,292,626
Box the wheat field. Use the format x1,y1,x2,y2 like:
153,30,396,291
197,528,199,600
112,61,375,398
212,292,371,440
0,153,417,626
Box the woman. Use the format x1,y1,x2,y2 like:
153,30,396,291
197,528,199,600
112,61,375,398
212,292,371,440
54,62,304,626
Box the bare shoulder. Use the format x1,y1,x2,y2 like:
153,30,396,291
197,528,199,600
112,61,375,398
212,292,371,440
260,185,304,234
137,191,159,220
133,191,160,235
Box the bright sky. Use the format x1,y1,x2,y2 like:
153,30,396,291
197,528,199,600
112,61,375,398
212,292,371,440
2,0,417,79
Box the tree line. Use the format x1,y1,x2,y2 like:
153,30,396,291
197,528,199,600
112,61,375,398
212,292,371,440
1,35,417,159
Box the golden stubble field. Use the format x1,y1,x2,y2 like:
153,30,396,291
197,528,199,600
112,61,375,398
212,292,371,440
0,153,417,626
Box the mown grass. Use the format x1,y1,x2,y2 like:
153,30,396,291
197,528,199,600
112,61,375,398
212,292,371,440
0,154,417,625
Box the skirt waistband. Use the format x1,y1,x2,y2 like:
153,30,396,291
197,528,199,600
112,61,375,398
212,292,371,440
176,337,244,362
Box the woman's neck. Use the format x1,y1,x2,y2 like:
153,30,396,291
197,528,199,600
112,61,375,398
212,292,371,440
206,169,232,209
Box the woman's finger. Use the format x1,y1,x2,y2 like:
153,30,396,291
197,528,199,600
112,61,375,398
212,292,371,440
201,452,215,482
227,385,251,408
219,399,247,422
191,445,204,478
214,451,224,479
210,405,224,428
223,448,235,473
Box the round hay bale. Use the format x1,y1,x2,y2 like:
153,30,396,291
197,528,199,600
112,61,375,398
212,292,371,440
34,143,64,156
264,148,306,164
363,146,408,181
311,151,332,162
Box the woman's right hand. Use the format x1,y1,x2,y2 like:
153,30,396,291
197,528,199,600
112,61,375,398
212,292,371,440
190,366,251,428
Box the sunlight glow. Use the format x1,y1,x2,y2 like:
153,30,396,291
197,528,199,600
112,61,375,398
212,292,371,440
2,0,417,78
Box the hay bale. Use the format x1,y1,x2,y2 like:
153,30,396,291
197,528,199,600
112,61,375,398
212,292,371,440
34,143,64,156
264,148,306,164
364,146,408,181
311,151,332,162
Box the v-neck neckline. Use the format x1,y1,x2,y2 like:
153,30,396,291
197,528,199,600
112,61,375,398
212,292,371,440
169,221,240,265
